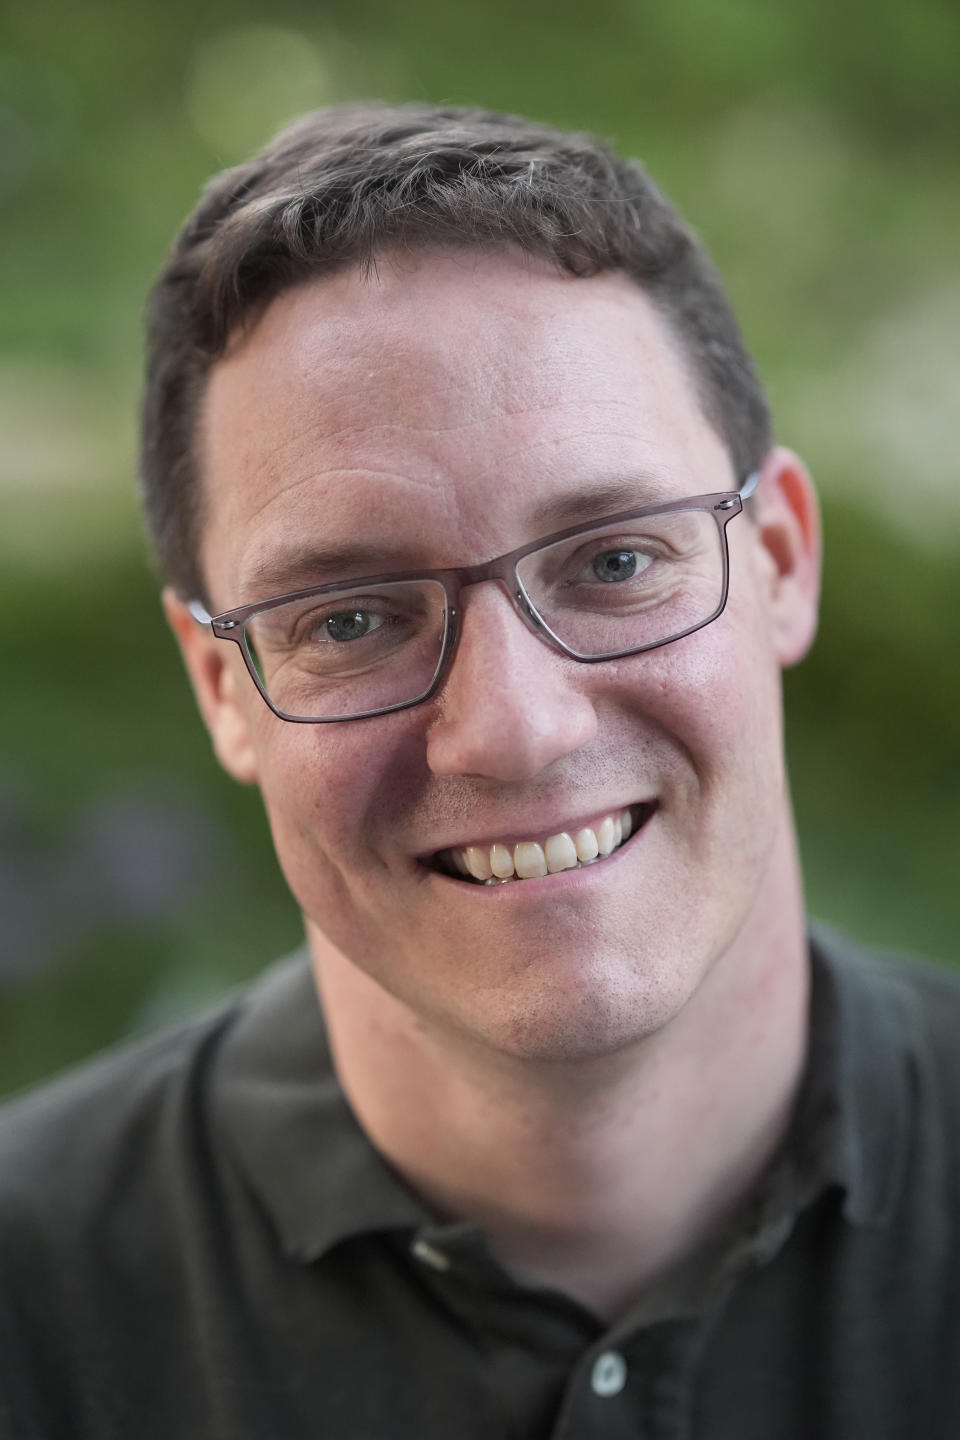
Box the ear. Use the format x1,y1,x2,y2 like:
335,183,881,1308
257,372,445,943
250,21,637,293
163,588,260,784
750,446,822,668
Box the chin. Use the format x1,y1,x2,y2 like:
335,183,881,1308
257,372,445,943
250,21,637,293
451,951,698,1065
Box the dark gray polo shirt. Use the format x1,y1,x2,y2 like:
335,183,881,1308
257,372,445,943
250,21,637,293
1,928,959,1439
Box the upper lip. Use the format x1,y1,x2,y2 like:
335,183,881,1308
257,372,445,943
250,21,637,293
417,799,655,859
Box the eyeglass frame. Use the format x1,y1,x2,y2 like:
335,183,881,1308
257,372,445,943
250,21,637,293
188,472,760,724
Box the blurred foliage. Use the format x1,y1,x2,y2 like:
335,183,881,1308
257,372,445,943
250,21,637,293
1,0,958,1095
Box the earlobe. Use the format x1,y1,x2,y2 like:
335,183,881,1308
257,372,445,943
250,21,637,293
751,447,822,668
163,589,260,784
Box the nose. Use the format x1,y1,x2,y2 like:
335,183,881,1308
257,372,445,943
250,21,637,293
425,583,598,781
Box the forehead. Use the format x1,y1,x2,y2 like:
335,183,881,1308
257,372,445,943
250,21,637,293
198,248,731,606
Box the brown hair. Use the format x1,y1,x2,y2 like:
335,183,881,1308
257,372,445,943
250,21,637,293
140,102,771,600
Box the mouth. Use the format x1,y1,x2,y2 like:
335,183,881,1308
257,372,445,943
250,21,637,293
428,802,657,886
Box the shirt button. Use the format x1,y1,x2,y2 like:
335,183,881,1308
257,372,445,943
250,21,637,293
591,1350,627,1397
410,1237,451,1272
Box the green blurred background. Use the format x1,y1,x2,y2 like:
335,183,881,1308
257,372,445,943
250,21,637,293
2,0,958,1096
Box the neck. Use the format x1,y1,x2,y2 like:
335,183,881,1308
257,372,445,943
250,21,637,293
308,814,810,1319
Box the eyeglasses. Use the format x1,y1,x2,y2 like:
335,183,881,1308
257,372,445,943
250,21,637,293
189,474,759,723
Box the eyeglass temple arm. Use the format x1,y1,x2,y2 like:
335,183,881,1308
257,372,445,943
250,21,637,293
739,470,760,501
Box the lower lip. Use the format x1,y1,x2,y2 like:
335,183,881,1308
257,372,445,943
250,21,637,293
424,809,656,898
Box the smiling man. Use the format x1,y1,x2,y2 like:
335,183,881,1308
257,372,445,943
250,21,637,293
2,104,959,1439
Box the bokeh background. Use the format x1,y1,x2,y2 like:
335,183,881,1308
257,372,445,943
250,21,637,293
2,0,958,1096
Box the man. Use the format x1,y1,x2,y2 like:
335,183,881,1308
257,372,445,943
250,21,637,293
1,103,958,1439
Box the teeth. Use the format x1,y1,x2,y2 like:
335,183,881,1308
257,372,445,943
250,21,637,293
490,843,515,879
445,806,642,885
544,833,578,874
465,845,493,881
514,842,548,879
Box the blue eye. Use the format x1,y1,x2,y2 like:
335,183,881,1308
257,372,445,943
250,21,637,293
592,550,640,583
325,610,377,642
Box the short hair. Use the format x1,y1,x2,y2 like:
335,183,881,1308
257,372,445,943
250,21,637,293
140,102,771,601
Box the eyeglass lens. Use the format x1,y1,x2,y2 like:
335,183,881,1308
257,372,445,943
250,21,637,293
515,508,723,659
243,578,450,721
242,509,724,720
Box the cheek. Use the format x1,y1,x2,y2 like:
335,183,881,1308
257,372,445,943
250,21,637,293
605,612,783,765
600,608,788,877
680,617,788,868
258,728,362,843
249,709,428,881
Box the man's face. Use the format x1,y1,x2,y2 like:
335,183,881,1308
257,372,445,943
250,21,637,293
179,249,818,1062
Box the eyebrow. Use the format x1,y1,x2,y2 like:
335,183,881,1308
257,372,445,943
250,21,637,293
241,475,674,599
242,543,420,599
528,472,674,528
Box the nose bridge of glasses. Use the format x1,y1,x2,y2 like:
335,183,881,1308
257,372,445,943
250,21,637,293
450,552,548,644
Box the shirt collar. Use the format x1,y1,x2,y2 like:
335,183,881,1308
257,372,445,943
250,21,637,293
212,953,429,1262
211,926,915,1265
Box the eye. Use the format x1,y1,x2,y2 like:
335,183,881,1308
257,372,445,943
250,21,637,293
323,609,384,642
590,549,652,583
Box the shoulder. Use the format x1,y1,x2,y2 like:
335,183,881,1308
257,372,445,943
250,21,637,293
814,919,960,1038
0,991,240,1243
816,925,960,1182
854,937,960,1058
0,954,325,1431
0,992,242,1425
865,943,960,1105
0,953,311,1243
869,945,960,1009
